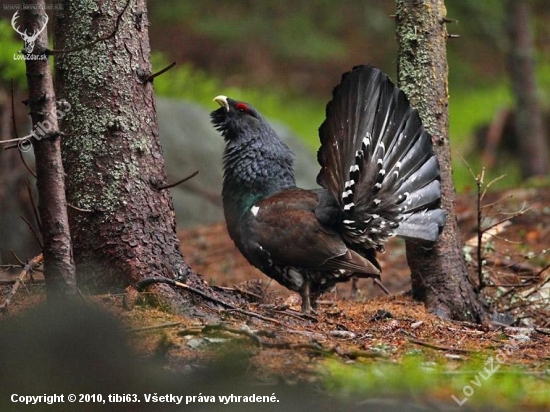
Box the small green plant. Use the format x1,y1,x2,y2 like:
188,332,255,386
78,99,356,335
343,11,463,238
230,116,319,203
323,355,550,409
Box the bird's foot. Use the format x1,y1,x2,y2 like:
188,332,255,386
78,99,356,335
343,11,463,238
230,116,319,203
299,279,317,314
300,297,318,315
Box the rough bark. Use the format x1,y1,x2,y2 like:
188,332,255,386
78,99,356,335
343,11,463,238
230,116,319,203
395,0,488,322
53,0,201,312
506,0,549,178
21,1,76,299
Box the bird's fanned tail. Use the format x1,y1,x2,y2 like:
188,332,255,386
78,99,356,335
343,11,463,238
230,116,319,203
316,65,445,249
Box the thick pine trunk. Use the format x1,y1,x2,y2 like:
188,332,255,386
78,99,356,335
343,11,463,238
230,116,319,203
395,0,488,322
53,0,199,311
506,0,549,178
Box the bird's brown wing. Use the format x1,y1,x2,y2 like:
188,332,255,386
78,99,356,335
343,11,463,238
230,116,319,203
247,189,379,275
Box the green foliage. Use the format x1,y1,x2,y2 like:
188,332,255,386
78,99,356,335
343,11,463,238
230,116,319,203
151,0,348,62
323,356,550,409
0,20,26,87
449,61,550,191
151,53,550,192
449,81,514,191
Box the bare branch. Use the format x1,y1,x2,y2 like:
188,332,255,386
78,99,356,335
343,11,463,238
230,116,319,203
20,215,43,249
24,180,42,233
481,173,507,201
142,61,176,84
67,203,93,213
155,170,199,191
9,250,24,266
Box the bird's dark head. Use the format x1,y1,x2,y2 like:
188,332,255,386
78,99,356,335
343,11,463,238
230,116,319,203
211,95,267,143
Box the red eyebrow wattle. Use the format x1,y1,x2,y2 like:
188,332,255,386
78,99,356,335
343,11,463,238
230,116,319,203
235,102,248,112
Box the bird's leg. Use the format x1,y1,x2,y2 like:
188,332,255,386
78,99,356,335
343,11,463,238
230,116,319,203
300,278,313,314
350,276,359,299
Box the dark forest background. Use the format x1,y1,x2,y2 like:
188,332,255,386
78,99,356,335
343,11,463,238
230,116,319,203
1,0,549,190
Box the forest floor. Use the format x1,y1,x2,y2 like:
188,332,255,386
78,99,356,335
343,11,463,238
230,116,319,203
1,187,549,410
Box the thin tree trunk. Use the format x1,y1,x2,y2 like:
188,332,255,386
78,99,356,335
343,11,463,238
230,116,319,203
22,0,76,299
53,0,201,312
506,0,549,178
395,0,488,322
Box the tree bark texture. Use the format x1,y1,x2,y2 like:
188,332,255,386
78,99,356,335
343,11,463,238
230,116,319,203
53,0,198,309
21,0,76,298
506,0,549,178
395,0,488,322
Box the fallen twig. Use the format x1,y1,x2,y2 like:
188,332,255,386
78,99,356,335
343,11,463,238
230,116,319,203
127,322,182,333
407,337,475,354
0,253,43,312
204,324,387,358
134,277,286,326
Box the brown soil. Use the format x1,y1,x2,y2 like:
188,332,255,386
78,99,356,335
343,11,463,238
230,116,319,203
1,188,549,408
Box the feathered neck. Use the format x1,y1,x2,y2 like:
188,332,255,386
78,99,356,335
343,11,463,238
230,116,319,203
221,129,296,219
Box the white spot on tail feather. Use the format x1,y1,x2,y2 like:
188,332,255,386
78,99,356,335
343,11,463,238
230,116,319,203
344,179,355,189
342,190,353,199
349,164,360,173
343,203,355,211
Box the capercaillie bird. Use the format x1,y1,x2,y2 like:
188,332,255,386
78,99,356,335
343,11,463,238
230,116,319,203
211,65,445,313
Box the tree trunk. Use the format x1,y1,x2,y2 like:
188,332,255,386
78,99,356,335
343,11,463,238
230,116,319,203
395,0,488,322
53,0,200,312
21,1,76,299
506,0,549,178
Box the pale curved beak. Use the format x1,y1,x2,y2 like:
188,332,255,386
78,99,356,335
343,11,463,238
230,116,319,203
213,95,229,112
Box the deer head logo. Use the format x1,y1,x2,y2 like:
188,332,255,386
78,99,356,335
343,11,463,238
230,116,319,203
11,10,49,54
